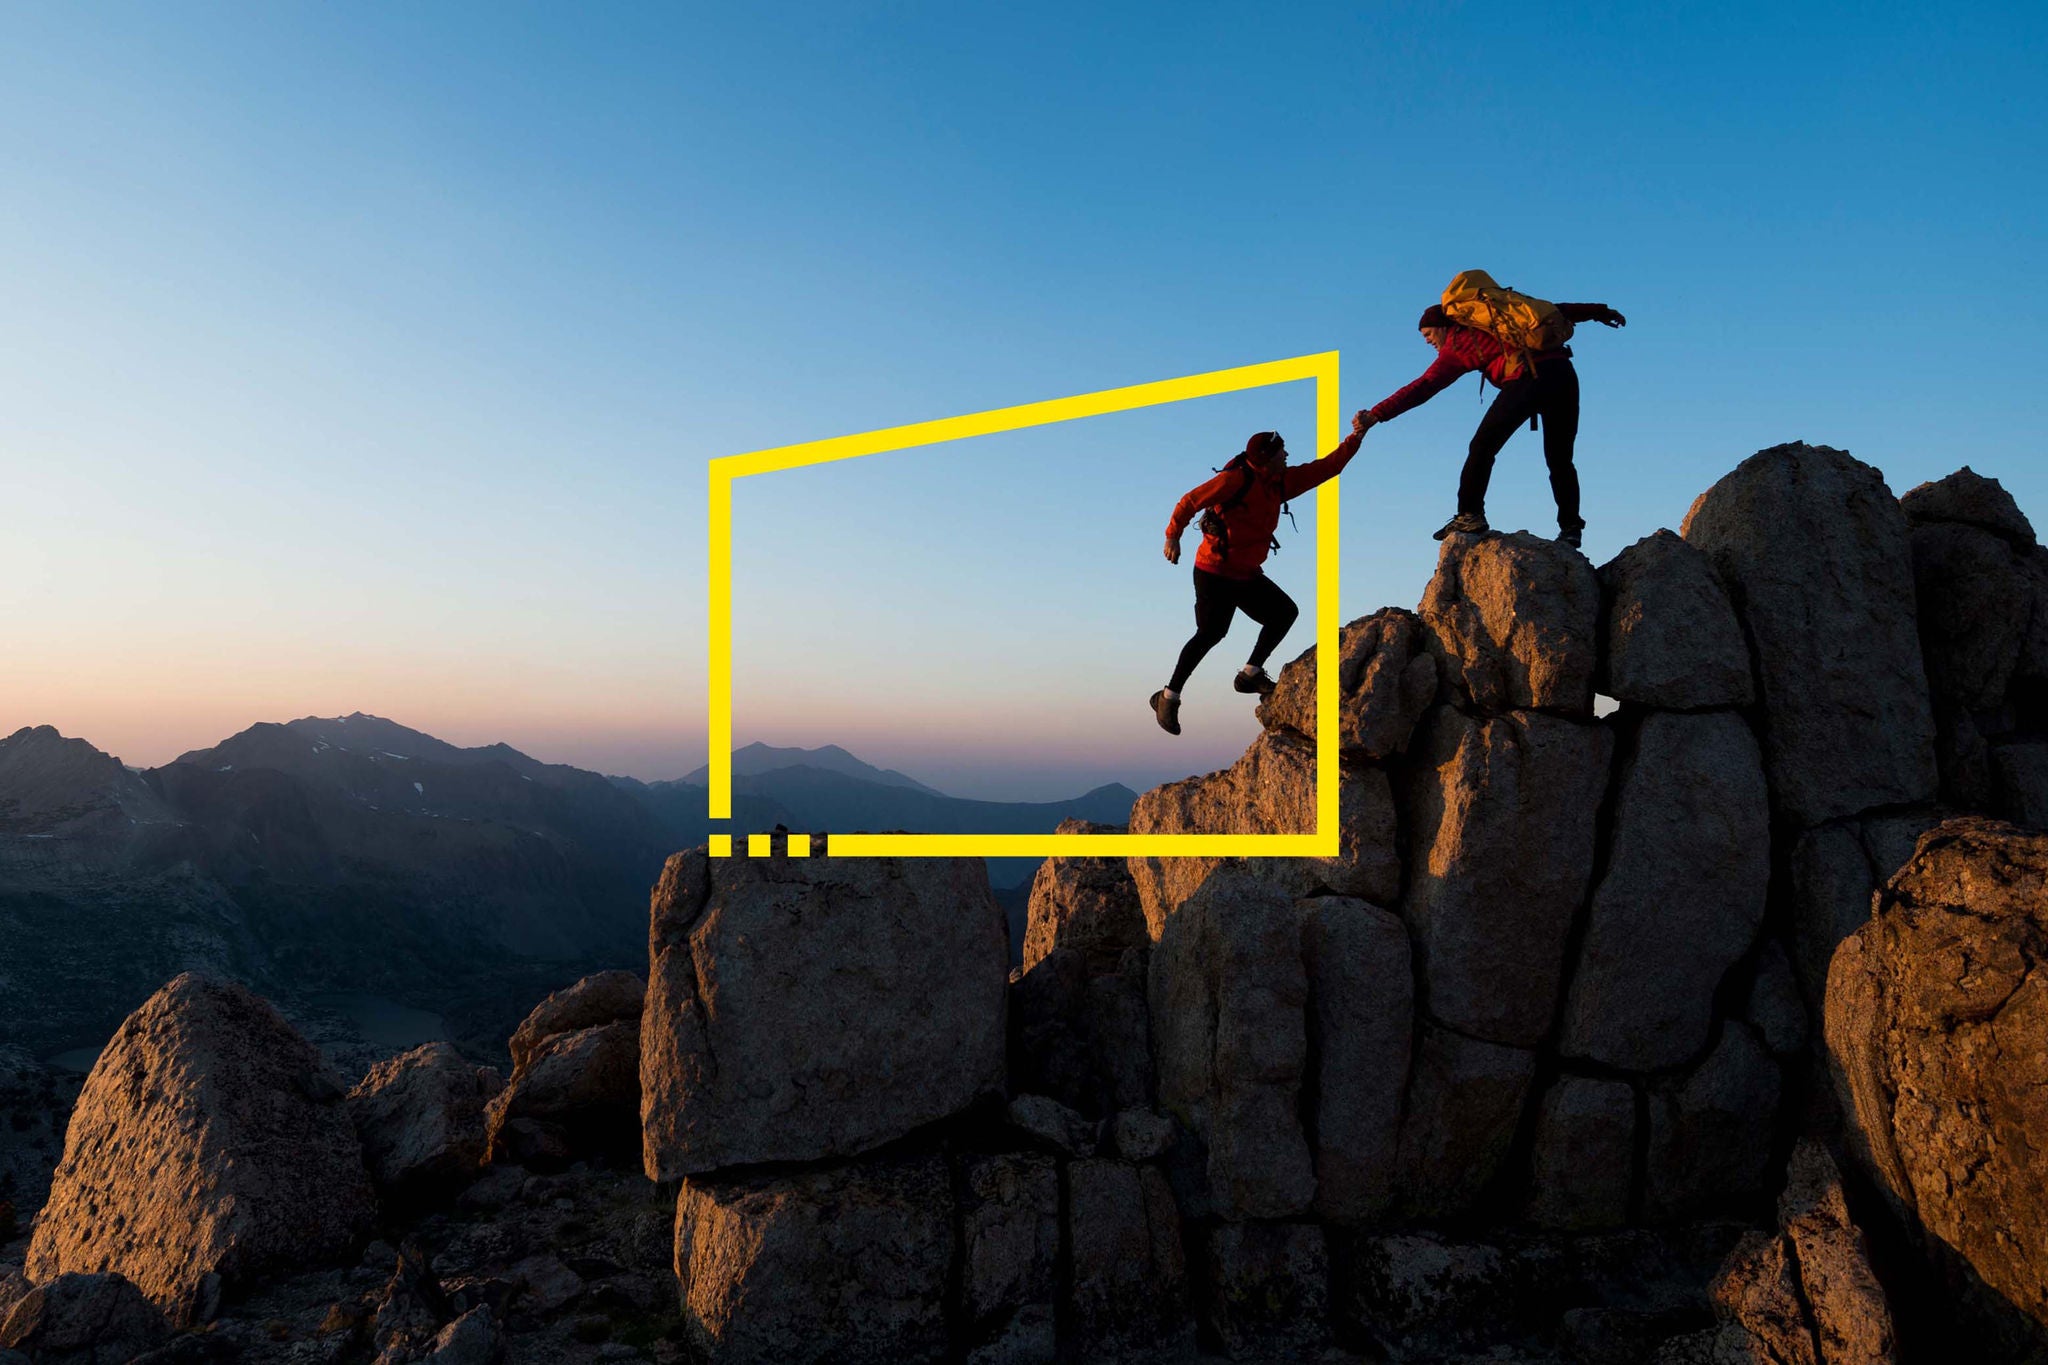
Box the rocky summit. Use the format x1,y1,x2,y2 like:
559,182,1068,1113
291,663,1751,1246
6,448,2048,1363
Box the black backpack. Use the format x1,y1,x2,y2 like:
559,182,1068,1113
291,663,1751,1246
1199,453,1293,557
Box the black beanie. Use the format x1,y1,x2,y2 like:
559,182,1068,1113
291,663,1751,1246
1418,304,1450,330
1244,430,1283,457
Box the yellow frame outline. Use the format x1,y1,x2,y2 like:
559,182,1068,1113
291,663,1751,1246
708,351,1341,858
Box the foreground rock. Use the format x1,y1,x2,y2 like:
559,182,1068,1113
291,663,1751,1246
349,1042,503,1201
26,974,376,1322
673,1155,954,1365
1419,530,1601,716
0,1272,171,1363
642,847,1007,1177
1827,817,2048,1357
1682,442,1936,827
485,973,643,1170
1402,707,1612,1046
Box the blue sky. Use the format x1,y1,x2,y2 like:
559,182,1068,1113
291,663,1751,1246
3,2,2043,798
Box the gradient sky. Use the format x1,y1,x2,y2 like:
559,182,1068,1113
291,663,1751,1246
4,3,2044,799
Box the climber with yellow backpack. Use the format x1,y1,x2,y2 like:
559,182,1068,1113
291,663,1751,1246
1358,270,1625,549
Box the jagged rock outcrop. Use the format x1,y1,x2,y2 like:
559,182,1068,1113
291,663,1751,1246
1126,729,1400,935
1901,464,2037,543
1419,530,1601,716
1255,607,1438,757
484,973,643,1171
26,974,376,1322
1562,711,1771,1071
1662,1141,1895,1365
672,1155,955,1365
1148,867,1314,1220
1597,529,1755,710
1020,821,1146,974
641,847,1007,1177
1826,817,2048,1357
0,1272,171,1364
1681,442,1936,827
349,1042,503,1201
1402,706,1612,1047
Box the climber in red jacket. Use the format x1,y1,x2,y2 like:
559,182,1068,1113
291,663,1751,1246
1360,301,1626,548
1150,415,1372,735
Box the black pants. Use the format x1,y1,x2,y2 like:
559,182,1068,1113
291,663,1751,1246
1458,357,1582,531
1168,567,1298,691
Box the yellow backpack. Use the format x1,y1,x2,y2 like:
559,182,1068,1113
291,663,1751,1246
1440,269,1574,380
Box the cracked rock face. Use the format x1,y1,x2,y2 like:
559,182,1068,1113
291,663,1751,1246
640,848,1008,1178
348,1041,503,1201
1682,442,1936,828
1256,607,1439,759
1827,817,2048,1357
1420,530,1602,717
1596,529,1755,710
25,973,376,1323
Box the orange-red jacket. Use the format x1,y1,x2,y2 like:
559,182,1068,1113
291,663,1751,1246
1166,431,1364,579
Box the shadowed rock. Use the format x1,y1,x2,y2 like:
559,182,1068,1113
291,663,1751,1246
1827,817,2048,1357
1900,465,2036,544
959,1153,1058,1361
508,969,645,1072
0,1272,170,1364
1562,711,1770,1071
1301,896,1412,1225
1066,1159,1192,1361
1402,707,1612,1047
1256,607,1439,758
1681,442,1936,827
672,1155,953,1365
348,1042,503,1201
1526,1076,1635,1231
1148,867,1314,1220
1597,529,1755,710
484,1014,640,1171
1020,820,1146,974
1642,1023,1780,1222
1202,1221,1330,1358
25,974,375,1322
1420,530,1601,716
1392,1023,1537,1219
642,847,1007,1178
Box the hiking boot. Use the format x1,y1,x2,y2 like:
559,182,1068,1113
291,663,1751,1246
1149,689,1182,736
1433,512,1489,540
1234,666,1277,697
1557,525,1583,549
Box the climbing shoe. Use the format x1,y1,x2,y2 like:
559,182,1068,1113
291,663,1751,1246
1557,526,1583,549
1150,689,1182,736
1433,512,1489,541
1234,666,1277,697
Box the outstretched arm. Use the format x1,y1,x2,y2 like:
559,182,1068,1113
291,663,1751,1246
1282,429,1366,499
1364,350,1469,425
1560,302,1626,327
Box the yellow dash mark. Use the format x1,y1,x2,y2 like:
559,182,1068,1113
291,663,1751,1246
748,833,772,857
789,834,812,857
708,834,733,858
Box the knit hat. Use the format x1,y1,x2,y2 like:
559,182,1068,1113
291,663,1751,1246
1418,304,1450,330
1244,431,1284,458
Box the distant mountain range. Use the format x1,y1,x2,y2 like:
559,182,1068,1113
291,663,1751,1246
0,715,1132,1062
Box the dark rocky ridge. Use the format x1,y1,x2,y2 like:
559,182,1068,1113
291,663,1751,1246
6,448,2048,1363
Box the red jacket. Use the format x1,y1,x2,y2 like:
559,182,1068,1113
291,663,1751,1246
1166,431,1364,578
1368,304,1608,423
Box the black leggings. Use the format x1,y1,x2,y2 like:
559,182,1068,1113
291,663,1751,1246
1458,357,1582,531
1168,567,1298,691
